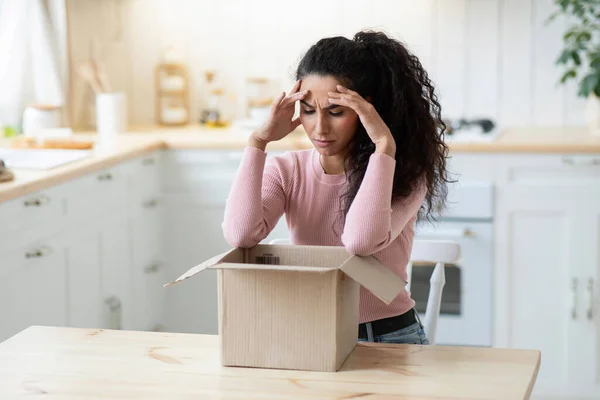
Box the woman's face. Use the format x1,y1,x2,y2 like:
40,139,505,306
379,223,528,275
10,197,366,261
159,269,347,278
299,75,359,157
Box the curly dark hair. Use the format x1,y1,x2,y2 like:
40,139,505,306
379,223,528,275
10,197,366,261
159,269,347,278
296,30,451,223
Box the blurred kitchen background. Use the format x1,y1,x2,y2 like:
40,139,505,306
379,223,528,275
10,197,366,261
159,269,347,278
0,0,593,133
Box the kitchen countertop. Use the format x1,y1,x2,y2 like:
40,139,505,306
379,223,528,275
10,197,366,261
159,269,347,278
0,325,540,399
1,124,599,203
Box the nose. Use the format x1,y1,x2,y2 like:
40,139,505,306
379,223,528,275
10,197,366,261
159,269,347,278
314,113,329,136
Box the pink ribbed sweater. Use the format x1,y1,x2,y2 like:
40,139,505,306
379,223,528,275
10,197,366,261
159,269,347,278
222,146,427,323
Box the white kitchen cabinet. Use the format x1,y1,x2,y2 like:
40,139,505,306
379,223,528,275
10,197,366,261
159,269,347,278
126,151,162,215
99,217,133,331
494,155,600,399
577,188,600,399
131,198,166,332
163,197,225,334
0,235,68,342
161,149,290,334
0,184,66,244
66,226,102,329
66,164,128,225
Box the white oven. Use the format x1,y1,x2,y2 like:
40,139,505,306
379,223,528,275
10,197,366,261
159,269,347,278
412,181,494,347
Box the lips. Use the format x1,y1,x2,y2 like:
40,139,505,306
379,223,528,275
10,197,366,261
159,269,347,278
314,139,334,148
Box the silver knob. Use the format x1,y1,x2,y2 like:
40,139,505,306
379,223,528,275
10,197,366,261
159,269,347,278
23,195,50,207
105,296,123,330
144,262,163,274
97,172,113,181
143,199,158,208
25,246,52,259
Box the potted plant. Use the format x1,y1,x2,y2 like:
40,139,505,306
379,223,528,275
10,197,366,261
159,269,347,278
548,0,600,133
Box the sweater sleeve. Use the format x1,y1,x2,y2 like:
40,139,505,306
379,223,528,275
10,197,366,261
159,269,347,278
221,146,291,248
341,153,427,256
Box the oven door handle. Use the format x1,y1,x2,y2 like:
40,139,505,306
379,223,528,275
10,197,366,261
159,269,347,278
416,227,476,239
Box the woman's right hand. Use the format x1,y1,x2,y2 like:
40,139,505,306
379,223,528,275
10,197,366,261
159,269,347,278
250,80,307,149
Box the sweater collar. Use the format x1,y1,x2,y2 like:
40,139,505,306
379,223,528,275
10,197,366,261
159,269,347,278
311,149,346,185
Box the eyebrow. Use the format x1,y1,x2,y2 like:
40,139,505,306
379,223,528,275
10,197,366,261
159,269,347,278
300,100,340,110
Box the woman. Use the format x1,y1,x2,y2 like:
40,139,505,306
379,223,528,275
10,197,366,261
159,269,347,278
222,30,450,344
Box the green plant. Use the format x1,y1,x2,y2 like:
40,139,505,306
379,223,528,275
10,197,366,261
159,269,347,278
547,0,600,97
3,126,17,138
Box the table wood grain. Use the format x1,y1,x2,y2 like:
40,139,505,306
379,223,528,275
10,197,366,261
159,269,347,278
0,326,540,399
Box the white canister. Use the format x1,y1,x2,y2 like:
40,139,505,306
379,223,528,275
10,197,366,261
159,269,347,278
161,106,188,125
96,92,127,149
22,104,61,136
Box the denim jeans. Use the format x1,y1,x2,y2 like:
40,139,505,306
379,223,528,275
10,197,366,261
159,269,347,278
358,312,430,345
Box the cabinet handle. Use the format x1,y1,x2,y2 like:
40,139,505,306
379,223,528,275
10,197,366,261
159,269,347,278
144,262,163,274
587,278,594,320
142,157,156,166
25,246,52,259
23,195,50,207
104,296,122,330
97,172,113,181
142,199,158,208
571,277,578,319
562,156,600,166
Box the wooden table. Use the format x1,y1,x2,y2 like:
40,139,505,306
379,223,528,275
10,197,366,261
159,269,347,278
0,326,540,399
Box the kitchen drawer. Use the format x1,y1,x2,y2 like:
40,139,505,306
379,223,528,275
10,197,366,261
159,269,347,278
0,234,65,279
0,234,67,341
131,205,163,264
161,150,243,193
496,154,600,185
161,149,285,194
125,151,162,204
131,228,166,332
130,193,162,218
0,185,66,238
66,165,128,222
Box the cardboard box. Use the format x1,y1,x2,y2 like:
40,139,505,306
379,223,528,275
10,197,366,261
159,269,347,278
165,244,406,372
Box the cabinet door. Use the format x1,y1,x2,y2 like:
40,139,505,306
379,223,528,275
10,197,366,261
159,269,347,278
131,204,165,332
576,188,600,398
495,185,584,397
0,236,68,341
66,165,128,224
99,217,133,331
163,198,227,335
66,228,102,329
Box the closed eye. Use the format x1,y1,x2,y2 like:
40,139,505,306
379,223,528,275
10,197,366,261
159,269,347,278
301,109,343,116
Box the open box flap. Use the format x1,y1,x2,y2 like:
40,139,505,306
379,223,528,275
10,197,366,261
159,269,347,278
164,248,239,287
207,262,337,273
339,255,407,304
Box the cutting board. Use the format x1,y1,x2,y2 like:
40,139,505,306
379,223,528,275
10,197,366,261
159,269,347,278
0,148,92,170
9,137,95,150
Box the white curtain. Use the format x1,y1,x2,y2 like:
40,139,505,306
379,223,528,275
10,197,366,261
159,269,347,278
0,0,66,129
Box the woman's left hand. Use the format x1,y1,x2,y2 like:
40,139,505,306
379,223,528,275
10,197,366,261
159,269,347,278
328,85,396,157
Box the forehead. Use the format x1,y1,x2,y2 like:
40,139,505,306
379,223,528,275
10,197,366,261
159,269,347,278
299,75,342,100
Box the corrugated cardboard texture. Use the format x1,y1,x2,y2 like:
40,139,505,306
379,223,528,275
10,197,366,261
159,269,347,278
336,272,360,369
247,244,350,268
339,255,406,304
220,268,342,371
211,263,336,272
164,248,242,287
